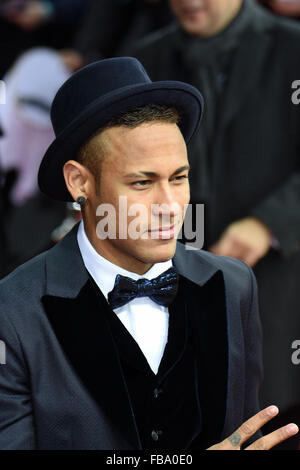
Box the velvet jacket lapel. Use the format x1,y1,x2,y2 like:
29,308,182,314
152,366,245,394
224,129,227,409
42,225,141,449
173,245,229,447
42,224,230,448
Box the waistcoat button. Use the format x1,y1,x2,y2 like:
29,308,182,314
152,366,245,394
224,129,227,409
153,388,162,398
151,430,162,441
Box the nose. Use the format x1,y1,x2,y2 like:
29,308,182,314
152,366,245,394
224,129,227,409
151,184,181,218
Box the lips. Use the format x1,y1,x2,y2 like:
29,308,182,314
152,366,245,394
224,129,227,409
147,222,180,239
150,227,175,239
151,225,175,232
152,227,174,233
182,6,204,17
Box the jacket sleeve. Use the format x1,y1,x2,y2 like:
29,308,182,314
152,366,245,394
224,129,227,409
251,172,300,259
0,309,36,449
242,263,264,445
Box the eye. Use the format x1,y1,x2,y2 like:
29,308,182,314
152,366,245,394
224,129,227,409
132,180,151,187
171,175,188,182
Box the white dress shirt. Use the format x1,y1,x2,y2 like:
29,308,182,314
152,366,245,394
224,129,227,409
77,221,173,374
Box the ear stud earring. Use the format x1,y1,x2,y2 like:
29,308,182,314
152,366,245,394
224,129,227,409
76,196,86,206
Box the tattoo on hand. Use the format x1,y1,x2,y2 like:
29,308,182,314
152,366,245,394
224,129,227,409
228,432,241,447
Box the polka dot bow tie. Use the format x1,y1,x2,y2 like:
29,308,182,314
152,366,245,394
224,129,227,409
107,267,179,310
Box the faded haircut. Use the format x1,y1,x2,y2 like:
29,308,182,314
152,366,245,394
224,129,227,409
76,104,182,187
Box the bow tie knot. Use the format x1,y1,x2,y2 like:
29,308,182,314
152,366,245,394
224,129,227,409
108,267,179,310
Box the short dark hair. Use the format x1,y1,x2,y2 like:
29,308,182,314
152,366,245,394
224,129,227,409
77,104,181,185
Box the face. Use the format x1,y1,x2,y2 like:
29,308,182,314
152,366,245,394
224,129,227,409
169,0,243,36
85,122,190,274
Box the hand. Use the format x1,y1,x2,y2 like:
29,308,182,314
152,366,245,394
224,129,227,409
59,50,85,72
208,405,298,450
209,217,272,267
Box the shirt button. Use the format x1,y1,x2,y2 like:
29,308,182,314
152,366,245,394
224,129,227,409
151,430,162,441
153,388,162,398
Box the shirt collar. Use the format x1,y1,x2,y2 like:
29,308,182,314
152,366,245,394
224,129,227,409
77,220,173,299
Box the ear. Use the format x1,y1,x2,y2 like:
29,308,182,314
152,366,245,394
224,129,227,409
63,160,94,202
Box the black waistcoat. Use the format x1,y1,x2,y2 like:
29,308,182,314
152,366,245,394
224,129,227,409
99,275,205,450
44,269,228,449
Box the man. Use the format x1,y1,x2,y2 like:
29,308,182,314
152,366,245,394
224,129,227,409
130,0,300,423
0,57,297,450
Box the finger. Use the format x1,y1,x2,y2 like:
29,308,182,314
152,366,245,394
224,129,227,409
210,237,236,257
223,244,250,260
245,423,299,450
221,406,280,449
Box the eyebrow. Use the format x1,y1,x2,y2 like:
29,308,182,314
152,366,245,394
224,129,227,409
124,165,190,178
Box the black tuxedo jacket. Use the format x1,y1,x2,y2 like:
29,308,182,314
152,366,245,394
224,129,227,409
0,224,262,449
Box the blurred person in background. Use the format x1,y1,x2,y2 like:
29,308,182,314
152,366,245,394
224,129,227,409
0,0,88,78
61,0,173,72
0,47,71,276
130,0,300,448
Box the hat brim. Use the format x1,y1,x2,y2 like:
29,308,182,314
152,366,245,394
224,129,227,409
38,80,204,202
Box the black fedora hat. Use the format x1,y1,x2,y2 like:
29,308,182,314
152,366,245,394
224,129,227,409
38,57,204,202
